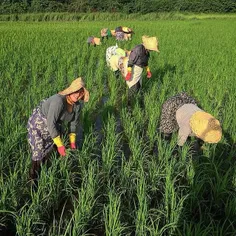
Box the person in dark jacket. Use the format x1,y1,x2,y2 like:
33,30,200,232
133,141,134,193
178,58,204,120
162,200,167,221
125,35,159,101
27,78,89,180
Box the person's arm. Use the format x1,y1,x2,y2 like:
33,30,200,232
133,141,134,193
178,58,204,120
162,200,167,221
126,46,140,81
177,122,191,146
146,66,152,78
47,97,66,156
46,97,64,139
127,47,140,68
68,103,82,149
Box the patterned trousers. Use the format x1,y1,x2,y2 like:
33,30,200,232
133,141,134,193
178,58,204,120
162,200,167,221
159,92,197,134
27,105,54,161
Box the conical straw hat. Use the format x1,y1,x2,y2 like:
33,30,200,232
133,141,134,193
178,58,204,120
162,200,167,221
94,37,101,45
59,77,89,102
142,35,159,52
190,111,222,143
111,30,116,36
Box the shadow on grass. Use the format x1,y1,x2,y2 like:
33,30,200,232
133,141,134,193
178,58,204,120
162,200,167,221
142,63,177,91
175,132,236,235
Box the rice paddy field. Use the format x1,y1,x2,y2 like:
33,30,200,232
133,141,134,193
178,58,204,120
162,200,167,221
0,18,236,235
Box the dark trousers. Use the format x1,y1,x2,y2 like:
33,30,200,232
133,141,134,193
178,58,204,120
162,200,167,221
101,36,109,41
128,81,141,107
30,160,42,180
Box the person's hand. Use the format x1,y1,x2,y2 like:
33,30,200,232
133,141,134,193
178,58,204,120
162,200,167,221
69,133,76,150
70,142,76,149
125,72,132,81
57,146,66,156
147,71,152,79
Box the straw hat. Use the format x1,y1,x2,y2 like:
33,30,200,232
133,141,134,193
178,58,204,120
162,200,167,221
59,77,89,102
122,26,130,33
190,111,222,143
111,30,116,37
94,37,101,45
142,35,159,52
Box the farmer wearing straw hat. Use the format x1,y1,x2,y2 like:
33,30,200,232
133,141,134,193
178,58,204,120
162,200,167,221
87,36,101,47
125,35,159,102
106,44,126,67
106,44,131,78
100,28,112,41
27,78,89,180
159,92,222,146
115,26,134,41
109,55,129,79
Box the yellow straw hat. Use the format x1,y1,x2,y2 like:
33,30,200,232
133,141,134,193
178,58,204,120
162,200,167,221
59,77,89,102
111,30,116,36
142,35,160,52
93,37,101,45
190,111,222,143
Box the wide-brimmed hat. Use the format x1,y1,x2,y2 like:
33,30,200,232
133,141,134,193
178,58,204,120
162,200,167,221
142,35,159,52
59,77,89,102
190,111,222,143
94,37,101,45
122,26,133,33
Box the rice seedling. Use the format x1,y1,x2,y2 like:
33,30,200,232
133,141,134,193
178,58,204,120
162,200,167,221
103,185,126,235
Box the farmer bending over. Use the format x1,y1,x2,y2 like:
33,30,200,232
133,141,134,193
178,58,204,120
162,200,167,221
125,35,159,102
106,44,130,66
87,36,101,47
109,55,129,79
106,45,130,78
115,26,134,41
159,92,222,147
100,28,112,41
27,78,89,180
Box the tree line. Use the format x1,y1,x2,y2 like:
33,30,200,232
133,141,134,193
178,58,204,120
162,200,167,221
1,0,236,14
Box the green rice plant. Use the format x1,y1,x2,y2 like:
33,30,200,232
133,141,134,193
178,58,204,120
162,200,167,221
120,108,150,166
71,160,99,235
176,221,213,236
135,168,148,235
47,201,74,236
15,203,46,236
103,186,126,235
101,115,121,173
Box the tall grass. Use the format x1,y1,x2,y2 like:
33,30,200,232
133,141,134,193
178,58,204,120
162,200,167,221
1,12,236,22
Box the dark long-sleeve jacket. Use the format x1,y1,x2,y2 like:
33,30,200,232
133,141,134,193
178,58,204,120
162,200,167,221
128,44,150,68
40,94,81,138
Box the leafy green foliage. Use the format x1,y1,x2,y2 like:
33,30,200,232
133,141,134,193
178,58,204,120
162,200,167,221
0,0,236,14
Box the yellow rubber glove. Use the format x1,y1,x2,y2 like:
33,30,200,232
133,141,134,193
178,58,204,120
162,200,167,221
53,136,63,147
125,67,132,81
146,66,152,78
53,136,66,156
69,133,76,149
127,67,132,72
146,66,150,72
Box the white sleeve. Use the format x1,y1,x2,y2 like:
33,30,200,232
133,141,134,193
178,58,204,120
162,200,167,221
177,122,191,146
